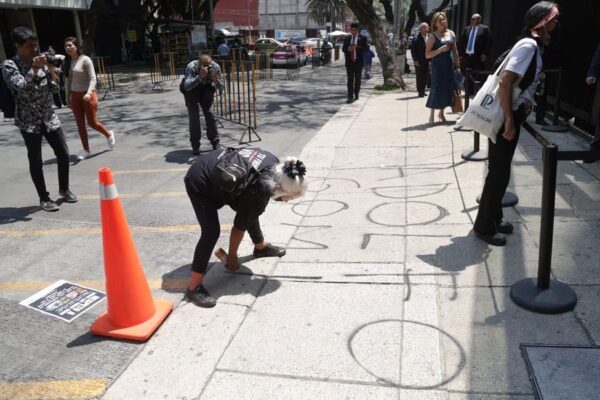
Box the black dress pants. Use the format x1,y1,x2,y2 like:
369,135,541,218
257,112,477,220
21,125,70,201
346,65,362,99
185,179,264,274
415,65,429,97
473,107,528,234
185,86,219,150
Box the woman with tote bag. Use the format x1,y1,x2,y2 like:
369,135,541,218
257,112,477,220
472,1,559,246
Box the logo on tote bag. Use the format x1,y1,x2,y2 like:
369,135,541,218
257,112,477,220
480,94,494,110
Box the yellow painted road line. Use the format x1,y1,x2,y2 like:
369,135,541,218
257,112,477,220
77,191,187,201
0,278,189,292
0,223,232,238
0,378,107,400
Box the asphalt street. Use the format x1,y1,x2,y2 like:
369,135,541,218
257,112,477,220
0,59,379,399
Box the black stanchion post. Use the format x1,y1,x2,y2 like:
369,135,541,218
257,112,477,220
510,144,577,313
461,69,489,162
542,67,569,132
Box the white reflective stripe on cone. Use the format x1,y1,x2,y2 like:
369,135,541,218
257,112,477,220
99,184,119,200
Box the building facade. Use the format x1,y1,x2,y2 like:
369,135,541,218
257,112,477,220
258,0,321,31
214,0,259,31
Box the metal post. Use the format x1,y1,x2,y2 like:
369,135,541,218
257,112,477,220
541,67,569,132
510,144,577,314
461,69,489,161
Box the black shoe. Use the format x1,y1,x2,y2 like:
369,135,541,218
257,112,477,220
192,148,200,156
59,189,78,203
354,95,359,100
496,221,513,235
253,243,286,258
40,198,60,212
211,141,220,150
346,98,354,104
185,285,216,308
474,230,507,246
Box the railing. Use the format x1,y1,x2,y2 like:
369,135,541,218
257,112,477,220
150,52,179,90
91,56,115,100
214,60,261,144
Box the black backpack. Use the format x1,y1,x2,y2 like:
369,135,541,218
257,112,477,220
213,148,261,196
492,39,538,91
0,60,16,119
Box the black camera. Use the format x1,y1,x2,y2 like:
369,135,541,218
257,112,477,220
42,52,62,68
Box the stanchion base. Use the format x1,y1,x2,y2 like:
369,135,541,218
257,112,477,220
476,191,519,207
461,149,488,161
510,278,577,314
541,124,570,133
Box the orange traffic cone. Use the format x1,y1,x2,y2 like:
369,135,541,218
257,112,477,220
91,167,173,342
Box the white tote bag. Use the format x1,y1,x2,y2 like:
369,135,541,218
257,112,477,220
457,39,532,143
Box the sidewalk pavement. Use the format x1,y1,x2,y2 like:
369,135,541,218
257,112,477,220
100,74,600,400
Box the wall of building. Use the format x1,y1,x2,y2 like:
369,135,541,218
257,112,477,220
258,0,321,30
214,0,259,28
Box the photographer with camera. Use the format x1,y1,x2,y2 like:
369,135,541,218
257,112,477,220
1,27,77,211
181,54,224,155
64,37,115,161
44,46,67,108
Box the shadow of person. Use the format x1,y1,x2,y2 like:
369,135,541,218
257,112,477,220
164,149,209,165
0,205,41,225
401,122,434,132
416,232,491,272
161,260,281,301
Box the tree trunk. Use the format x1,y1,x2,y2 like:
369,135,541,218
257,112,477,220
346,0,406,89
404,0,451,35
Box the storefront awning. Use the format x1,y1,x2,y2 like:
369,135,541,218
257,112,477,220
0,0,91,10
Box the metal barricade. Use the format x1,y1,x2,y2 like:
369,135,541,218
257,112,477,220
150,52,179,90
253,52,273,82
460,68,491,161
214,60,261,144
91,56,115,100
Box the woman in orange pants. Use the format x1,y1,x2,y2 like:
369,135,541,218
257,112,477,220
64,37,115,160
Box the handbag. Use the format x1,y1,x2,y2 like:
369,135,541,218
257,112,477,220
452,91,463,113
456,38,536,143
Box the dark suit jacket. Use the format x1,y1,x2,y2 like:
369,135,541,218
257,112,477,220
459,24,492,58
588,43,600,91
410,34,429,67
343,35,368,68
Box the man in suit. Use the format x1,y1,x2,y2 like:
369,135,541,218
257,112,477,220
343,23,368,103
410,22,430,97
585,43,600,162
459,14,492,95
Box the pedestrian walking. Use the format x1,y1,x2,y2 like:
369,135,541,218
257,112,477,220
181,54,224,155
63,37,115,161
183,148,308,307
363,45,375,80
585,42,600,159
45,46,67,109
473,1,559,246
2,27,77,211
343,23,368,103
459,13,493,96
411,22,430,97
426,12,460,125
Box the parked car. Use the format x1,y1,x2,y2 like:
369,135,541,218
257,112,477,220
285,37,306,46
300,38,323,48
271,46,308,68
255,38,284,53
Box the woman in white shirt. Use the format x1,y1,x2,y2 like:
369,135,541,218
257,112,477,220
473,1,559,246
64,37,115,160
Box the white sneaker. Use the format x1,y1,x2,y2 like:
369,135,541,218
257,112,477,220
107,131,116,149
77,150,91,160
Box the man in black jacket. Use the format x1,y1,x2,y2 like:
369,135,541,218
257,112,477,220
343,23,368,103
411,22,430,98
459,14,493,95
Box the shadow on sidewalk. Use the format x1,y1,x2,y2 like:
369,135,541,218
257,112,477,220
161,261,281,300
0,205,42,225
416,232,491,272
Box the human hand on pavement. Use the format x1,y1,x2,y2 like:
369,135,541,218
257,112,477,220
83,93,91,102
32,55,46,70
225,253,240,272
199,67,209,79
